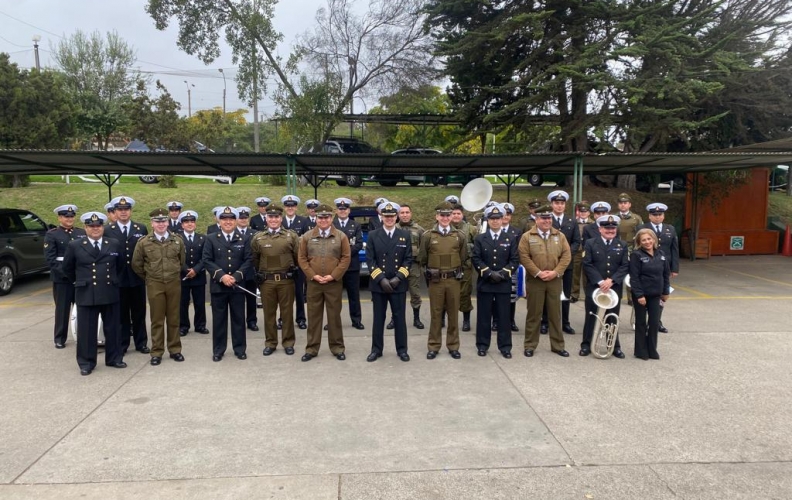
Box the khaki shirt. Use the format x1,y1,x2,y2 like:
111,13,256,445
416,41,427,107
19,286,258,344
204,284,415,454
297,226,351,281
617,212,644,250
518,226,571,278
131,232,185,284
250,228,299,272
418,225,468,270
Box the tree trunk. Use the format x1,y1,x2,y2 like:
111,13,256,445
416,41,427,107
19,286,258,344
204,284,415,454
616,175,636,190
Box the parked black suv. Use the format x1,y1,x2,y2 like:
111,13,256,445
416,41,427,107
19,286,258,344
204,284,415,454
0,208,51,295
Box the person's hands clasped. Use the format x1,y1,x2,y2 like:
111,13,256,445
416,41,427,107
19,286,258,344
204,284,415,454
388,276,401,289
489,270,503,283
599,278,613,293
220,274,236,287
379,278,394,293
538,270,557,282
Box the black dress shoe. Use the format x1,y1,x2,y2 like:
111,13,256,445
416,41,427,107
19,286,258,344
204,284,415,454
540,324,548,334
366,352,381,362
247,323,259,331
477,349,487,357
649,353,660,360
323,324,329,331
658,324,668,333
150,357,162,366
413,318,424,329
236,353,247,360
80,368,92,376
285,347,295,355
501,351,512,359
335,352,346,361
426,351,438,360
491,322,498,332
524,349,534,357
262,347,275,356
196,327,210,334
562,324,576,335
579,347,591,357
462,320,471,332
301,353,314,362
449,350,461,359
106,361,127,368
511,321,519,332
55,342,66,349
179,328,189,337
277,318,283,330
212,355,222,362
386,318,395,330
352,321,365,330
399,353,410,362
612,349,625,359
552,349,570,357
137,346,151,354
635,354,649,360
170,353,185,362
297,320,307,330
569,297,578,303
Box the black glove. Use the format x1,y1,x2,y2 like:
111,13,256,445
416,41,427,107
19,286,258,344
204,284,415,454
482,269,492,281
254,272,265,286
379,278,394,293
388,276,401,289
489,270,504,283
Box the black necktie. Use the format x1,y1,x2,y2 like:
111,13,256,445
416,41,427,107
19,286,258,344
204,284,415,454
161,236,166,243
388,231,392,239
655,224,661,233
227,235,231,243
493,232,499,240
94,241,100,251
606,239,611,246
122,226,128,239
188,235,193,243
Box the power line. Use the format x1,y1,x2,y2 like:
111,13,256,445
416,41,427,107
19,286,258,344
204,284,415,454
0,35,29,48
0,10,63,39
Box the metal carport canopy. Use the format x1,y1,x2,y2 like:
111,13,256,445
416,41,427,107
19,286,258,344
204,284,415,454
1,150,791,177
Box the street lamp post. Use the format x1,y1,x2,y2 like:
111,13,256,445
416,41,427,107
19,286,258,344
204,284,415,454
184,80,194,117
32,35,41,71
218,68,227,115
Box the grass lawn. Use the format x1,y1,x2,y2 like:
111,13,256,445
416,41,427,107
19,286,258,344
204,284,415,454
0,175,690,231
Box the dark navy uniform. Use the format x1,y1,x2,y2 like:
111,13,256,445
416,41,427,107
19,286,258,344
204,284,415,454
551,213,581,329
333,215,364,327
282,214,310,325
236,225,259,329
178,230,207,333
62,235,124,373
202,229,254,359
105,219,149,352
581,236,628,353
638,222,679,274
366,226,413,358
473,226,519,355
44,224,85,347
629,247,671,359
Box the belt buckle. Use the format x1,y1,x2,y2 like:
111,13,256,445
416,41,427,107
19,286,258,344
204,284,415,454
274,274,281,282
441,272,449,279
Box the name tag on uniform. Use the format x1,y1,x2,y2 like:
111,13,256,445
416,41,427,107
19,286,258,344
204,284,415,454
110,252,119,256
264,244,272,248
499,243,510,248
55,257,64,261
396,244,407,248
641,257,650,263
431,239,438,245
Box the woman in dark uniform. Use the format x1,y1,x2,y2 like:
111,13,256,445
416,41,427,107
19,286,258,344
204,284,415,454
629,228,670,360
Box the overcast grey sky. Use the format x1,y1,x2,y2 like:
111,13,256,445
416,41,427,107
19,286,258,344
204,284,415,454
1,0,326,119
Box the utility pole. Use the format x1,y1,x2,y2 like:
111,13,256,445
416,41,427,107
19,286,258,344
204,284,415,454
252,0,260,152
184,80,194,117
218,68,227,115
32,34,41,70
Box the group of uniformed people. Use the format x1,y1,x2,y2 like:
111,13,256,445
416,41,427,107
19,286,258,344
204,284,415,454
46,188,677,375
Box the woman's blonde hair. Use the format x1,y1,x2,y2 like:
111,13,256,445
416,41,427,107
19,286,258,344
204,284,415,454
634,228,659,249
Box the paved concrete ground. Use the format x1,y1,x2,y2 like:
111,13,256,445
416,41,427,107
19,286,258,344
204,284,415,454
1,255,791,499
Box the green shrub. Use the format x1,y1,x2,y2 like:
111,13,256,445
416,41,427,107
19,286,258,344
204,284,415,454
158,175,178,188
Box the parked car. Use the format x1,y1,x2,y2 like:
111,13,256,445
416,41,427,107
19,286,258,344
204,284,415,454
385,148,443,186
524,173,567,187
0,208,52,295
299,137,382,188
124,140,239,184
349,205,379,277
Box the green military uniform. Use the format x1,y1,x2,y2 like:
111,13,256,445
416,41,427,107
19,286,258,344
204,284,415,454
131,209,186,361
520,198,542,234
297,205,351,360
399,219,426,326
518,209,572,355
250,206,300,353
418,203,468,358
452,219,476,320
571,205,593,301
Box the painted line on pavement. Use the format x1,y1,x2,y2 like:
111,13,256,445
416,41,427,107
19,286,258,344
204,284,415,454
704,264,792,288
671,284,713,298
